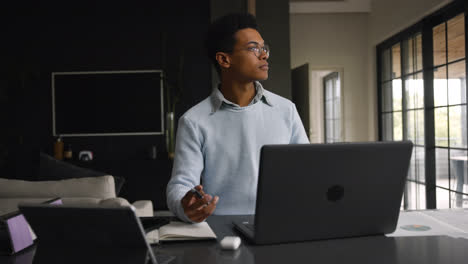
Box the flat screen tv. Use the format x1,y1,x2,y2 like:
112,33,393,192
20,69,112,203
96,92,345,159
52,70,164,137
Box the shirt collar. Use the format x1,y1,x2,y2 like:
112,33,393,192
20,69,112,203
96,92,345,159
210,81,273,113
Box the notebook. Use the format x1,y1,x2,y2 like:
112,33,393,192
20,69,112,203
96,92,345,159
233,141,413,245
145,221,217,244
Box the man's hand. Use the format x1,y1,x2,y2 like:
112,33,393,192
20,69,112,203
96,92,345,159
181,185,219,222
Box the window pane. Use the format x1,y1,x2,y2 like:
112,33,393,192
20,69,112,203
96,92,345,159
405,181,426,210
393,79,402,111
449,105,467,148
382,81,392,112
403,37,414,75
336,77,340,91
434,66,448,107
334,119,341,141
448,60,466,105
327,120,334,140
447,13,465,63
326,80,333,100
382,113,393,141
406,110,425,145
416,109,425,145
334,80,340,99
406,110,416,144
414,73,424,108
451,192,468,208
326,101,332,118
334,99,340,119
415,146,426,183
405,76,415,109
403,33,423,74
393,111,403,141
436,187,450,209
324,73,342,143
415,33,423,72
449,150,467,208
382,48,392,81
408,147,423,181
436,148,449,188
435,107,449,147
405,73,424,109
392,43,401,78
433,22,446,66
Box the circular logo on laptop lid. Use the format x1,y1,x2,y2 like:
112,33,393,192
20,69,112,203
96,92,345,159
327,185,344,202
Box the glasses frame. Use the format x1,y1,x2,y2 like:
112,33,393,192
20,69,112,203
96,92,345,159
238,44,270,58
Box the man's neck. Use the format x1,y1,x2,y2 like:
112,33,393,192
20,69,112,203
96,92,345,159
219,79,256,107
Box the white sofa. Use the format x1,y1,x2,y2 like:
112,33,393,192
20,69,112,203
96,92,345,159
0,176,153,217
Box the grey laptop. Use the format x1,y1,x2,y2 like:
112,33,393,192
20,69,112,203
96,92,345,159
233,141,413,245
18,205,174,264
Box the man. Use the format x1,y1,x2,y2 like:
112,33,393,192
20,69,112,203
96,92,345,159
166,13,308,223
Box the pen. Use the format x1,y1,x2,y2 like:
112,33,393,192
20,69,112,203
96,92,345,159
191,188,204,199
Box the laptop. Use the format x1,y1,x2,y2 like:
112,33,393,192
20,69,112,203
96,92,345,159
233,141,413,245
18,204,175,264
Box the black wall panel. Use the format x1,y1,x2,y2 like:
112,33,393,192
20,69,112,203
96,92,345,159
3,1,211,179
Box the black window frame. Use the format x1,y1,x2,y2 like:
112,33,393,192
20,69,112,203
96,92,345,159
377,0,468,209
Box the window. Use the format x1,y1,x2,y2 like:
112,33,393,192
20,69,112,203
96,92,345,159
377,1,467,209
432,13,467,209
380,33,426,210
323,72,342,143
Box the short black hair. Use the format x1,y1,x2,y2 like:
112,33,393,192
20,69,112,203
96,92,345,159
205,13,258,75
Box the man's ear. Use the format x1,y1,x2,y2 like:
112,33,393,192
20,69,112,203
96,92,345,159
215,52,231,69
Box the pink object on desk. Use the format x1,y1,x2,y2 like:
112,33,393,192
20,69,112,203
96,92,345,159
6,214,33,253
1,198,63,255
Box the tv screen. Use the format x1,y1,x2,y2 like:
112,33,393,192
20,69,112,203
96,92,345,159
52,70,164,136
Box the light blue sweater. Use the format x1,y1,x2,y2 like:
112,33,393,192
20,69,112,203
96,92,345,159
166,82,309,222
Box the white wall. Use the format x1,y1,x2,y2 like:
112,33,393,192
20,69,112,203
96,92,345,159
290,0,454,142
290,13,370,142
366,0,453,140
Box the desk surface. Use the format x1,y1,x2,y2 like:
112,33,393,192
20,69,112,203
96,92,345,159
2,212,468,264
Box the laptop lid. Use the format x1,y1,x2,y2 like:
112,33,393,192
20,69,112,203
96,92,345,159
250,141,413,244
18,204,157,263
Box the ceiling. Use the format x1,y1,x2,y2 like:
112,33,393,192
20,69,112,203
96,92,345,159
289,0,371,14
290,0,346,2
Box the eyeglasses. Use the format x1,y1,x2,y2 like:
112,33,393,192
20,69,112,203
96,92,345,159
245,44,270,58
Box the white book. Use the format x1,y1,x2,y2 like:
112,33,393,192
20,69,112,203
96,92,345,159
145,221,217,244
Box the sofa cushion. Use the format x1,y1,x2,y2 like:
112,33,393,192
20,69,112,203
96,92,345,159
0,176,116,199
132,200,154,217
0,197,152,217
0,198,53,215
39,152,126,195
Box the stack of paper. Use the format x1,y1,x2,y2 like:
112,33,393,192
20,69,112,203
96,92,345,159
387,210,468,239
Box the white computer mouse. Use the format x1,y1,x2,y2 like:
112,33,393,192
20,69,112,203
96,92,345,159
220,236,241,250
